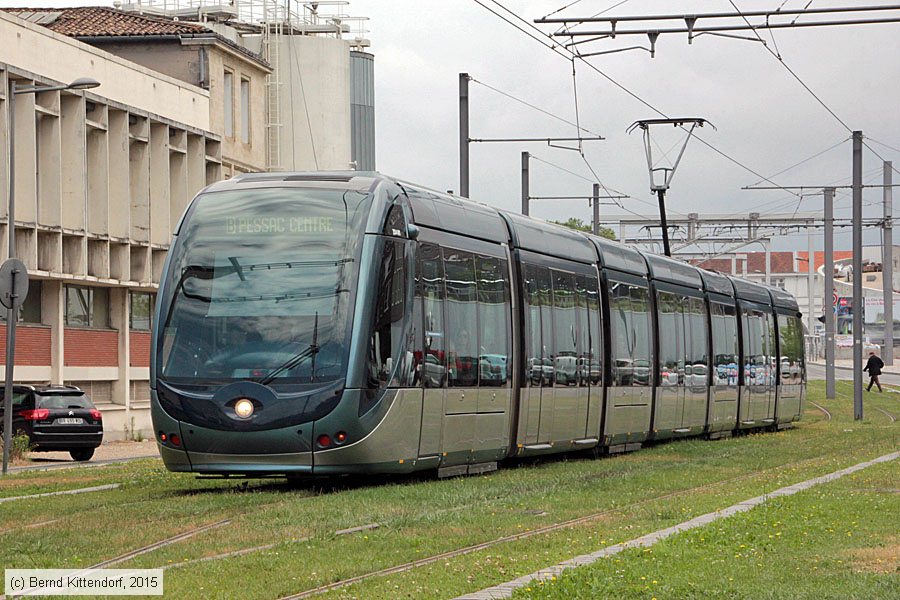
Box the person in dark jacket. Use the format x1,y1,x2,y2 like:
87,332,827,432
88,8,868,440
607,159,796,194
864,351,884,392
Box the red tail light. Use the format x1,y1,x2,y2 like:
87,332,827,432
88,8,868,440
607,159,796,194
335,431,347,444
317,434,332,448
159,432,168,442
90,409,102,421
169,433,181,447
19,409,50,421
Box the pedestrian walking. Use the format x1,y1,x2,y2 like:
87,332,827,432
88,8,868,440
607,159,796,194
864,351,884,392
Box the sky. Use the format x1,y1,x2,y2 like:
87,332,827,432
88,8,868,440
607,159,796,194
16,1,900,253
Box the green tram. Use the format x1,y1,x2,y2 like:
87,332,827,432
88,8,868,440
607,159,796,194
151,172,806,476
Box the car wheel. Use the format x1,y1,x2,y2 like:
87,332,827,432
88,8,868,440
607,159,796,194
69,448,94,462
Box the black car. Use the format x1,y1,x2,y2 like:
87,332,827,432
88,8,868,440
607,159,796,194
0,385,103,461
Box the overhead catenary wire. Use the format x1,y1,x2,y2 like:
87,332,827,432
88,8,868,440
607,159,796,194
727,0,853,132
475,0,811,202
468,77,603,137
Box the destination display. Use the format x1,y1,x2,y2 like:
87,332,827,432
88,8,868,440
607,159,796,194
225,216,336,234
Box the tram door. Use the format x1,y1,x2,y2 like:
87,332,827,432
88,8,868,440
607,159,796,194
420,246,512,466
417,244,444,459
740,306,775,425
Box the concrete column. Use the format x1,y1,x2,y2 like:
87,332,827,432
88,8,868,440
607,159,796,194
109,288,130,418
42,280,64,385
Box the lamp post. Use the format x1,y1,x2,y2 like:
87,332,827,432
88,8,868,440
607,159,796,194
2,76,100,474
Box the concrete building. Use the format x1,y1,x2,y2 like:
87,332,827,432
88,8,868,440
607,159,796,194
0,10,221,439
6,6,272,177
113,0,374,172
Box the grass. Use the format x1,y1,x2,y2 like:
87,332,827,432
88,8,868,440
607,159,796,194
512,460,899,600
0,381,895,599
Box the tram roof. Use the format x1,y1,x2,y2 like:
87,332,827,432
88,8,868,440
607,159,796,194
644,253,703,289
699,269,735,297
587,235,649,277
502,212,597,264
767,285,801,312
730,276,774,306
399,183,510,244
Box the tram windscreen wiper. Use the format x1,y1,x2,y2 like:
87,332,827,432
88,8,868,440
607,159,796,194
256,313,320,385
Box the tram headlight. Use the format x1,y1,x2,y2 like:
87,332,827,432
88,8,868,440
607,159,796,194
234,398,255,419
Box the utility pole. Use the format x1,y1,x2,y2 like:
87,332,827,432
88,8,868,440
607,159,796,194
852,131,863,421
808,219,815,335
825,187,836,399
592,183,600,235
459,73,469,198
521,152,530,216
457,73,604,201
884,161,894,365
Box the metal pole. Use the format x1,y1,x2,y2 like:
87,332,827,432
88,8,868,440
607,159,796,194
883,161,894,366
825,187,836,399
459,73,469,199
521,151,530,216
807,220,815,334
656,189,671,256
852,131,863,421
765,241,771,285
3,78,17,474
592,183,600,236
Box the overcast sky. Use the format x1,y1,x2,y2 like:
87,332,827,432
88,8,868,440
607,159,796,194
20,1,900,252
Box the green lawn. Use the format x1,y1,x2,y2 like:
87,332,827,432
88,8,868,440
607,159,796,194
513,460,899,600
0,381,895,600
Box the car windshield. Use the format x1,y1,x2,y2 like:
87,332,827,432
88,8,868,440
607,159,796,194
157,185,371,388
37,394,92,409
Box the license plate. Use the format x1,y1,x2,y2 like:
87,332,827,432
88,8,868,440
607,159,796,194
56,418,83,425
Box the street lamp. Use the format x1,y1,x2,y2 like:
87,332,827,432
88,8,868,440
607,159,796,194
2,76,100,474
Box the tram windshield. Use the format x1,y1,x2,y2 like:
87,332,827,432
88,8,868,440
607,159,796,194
157,186,371,389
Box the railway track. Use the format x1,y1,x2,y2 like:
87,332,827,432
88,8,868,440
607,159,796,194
873,405,897,423
89,519,232,569
809,400,833,421
275,449,854,599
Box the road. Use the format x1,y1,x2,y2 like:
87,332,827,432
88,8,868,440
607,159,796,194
807,362,900,387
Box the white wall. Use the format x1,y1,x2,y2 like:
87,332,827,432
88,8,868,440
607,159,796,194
278,35,352,171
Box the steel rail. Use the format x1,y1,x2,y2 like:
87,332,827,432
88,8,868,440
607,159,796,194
276,445,846,599
89,519,232,569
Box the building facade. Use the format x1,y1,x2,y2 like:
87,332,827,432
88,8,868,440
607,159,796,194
6,7,271,177
1,10,221,439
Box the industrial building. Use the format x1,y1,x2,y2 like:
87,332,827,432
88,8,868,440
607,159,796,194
0,1,375,439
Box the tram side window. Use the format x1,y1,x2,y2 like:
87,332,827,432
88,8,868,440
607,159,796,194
742,308,772,387
657,291,683,387
778,314,805,385
444,250,478,387
610,281,651,386
684,297,705,386
552,270,578,387
476,255,511,387
420,244,446,388
631,285,652,386
711,302,739,387
575,275,600,386
368,239,408,388
524,264,546,387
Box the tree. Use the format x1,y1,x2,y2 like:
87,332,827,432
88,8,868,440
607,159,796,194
551,217,616,240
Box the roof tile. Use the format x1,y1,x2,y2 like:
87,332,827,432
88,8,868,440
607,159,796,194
4,6,210,37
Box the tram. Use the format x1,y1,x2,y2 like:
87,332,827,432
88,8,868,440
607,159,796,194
151,172,806,476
